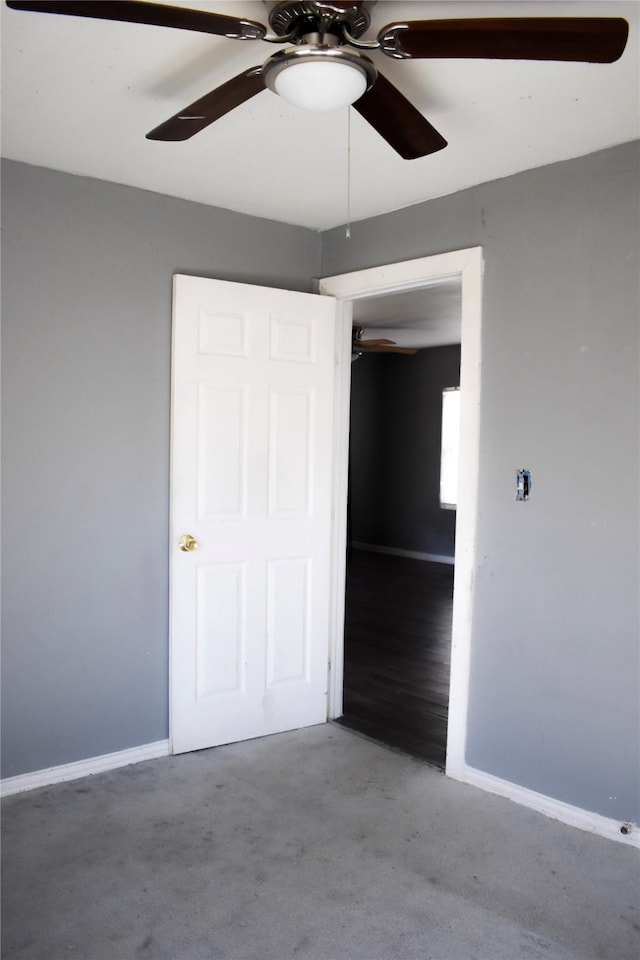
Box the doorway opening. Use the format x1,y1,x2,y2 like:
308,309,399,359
319,248,482,779
337,281,462,767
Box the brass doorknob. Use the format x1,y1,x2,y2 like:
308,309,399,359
178,534,198,552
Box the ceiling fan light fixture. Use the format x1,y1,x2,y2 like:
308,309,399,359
275,60,366,112
263,46,376,113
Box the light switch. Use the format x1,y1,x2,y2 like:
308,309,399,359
516,469,532,501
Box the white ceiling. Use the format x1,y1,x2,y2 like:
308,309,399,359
353,277,462,347
1,0,638,231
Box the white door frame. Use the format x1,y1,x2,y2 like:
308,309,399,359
319,247,483,778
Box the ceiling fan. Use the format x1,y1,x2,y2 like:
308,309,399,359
6,1,629,159
352,326,417,358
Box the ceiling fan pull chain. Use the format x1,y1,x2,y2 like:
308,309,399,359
346,106,352,240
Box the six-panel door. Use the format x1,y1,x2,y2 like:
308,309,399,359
171,275,336,754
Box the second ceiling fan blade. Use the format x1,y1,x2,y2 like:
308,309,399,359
377,17,629,63
6,1,267,40
361,345,418,355
147,67,265,141
353,73,447,160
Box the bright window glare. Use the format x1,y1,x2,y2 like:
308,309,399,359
440,388,460,509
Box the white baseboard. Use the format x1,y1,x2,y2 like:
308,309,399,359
0,740,171,798
351,542,455,565
449,762,639,848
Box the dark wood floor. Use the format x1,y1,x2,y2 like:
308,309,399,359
337,549,454,769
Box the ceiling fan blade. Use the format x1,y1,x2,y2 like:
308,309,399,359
353,73,447,160
5,1,267,40
354,343,418,356
147,67,265,141
358,338,397,346
377,17,629,63
361,345,418,355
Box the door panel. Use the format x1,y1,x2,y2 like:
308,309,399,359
171,275,336,754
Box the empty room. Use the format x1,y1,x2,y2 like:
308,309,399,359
1,2,639,958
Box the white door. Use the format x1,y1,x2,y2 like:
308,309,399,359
170,275,336,755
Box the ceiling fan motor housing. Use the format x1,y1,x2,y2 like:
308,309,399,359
267,1,371,41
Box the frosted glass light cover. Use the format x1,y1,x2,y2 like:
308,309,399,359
274,60,367,112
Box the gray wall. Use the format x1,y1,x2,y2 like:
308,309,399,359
348,353,385,546
324,141,640,823
349,346,460,556
1,159,321,778
3,143,639,825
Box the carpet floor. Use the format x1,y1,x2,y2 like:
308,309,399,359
2,723,639,960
